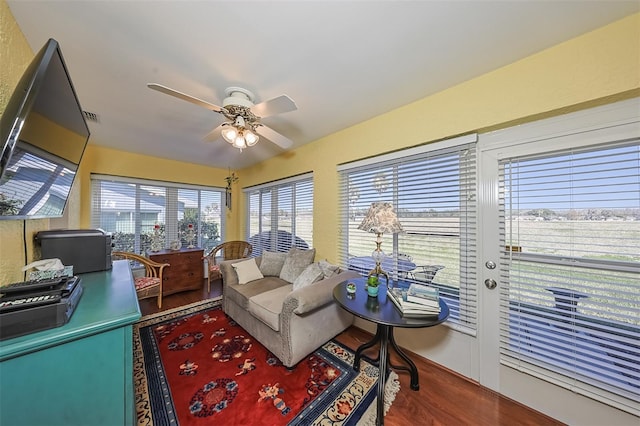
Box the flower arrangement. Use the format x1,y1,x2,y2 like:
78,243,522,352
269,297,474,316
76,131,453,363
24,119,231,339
151,223,163,252
186,223,196,248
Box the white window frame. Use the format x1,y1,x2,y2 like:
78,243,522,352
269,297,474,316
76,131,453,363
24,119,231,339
337,134,478,334
91,174,225,254
244,173,314,255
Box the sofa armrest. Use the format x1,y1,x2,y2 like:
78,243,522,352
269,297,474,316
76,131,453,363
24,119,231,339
285,270,360,315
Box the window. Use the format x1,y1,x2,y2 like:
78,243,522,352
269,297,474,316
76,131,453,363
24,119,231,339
338,134,478,332
245,173,313,256
91,174,224,254
499,140,640,412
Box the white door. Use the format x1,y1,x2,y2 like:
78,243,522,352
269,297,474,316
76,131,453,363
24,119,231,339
477,147,502,392
477,99,640,424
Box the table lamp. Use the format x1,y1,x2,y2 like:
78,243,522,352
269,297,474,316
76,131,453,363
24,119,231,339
358,202,403,285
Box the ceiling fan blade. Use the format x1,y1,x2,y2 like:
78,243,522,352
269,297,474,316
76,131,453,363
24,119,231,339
255,125,294,149
147,83,225,113
251,95,297,118
204,123,225,142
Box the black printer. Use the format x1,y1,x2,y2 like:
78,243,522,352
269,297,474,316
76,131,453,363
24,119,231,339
35,229,113,274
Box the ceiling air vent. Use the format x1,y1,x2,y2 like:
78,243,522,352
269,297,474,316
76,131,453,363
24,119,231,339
83,111,100,123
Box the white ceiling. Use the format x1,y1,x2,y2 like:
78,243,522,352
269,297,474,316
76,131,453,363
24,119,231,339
7,1,639,170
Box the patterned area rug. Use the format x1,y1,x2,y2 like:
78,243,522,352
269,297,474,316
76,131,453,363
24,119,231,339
134,299,400,425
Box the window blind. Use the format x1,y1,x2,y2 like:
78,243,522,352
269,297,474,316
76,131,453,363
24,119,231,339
338,135,478,332
499,140,640,414
91,174,224,255
244,173,313,256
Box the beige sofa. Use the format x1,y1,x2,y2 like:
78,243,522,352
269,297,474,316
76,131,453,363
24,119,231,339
219,252,359,367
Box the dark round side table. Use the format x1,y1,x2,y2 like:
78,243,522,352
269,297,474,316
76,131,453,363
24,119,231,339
333,278,449,426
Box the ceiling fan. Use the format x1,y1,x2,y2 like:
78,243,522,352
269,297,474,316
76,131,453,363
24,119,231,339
147,83,297,151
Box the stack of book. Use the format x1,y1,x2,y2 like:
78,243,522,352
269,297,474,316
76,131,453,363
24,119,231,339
387,284,440,317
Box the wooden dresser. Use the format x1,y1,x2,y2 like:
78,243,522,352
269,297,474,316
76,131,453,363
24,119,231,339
149,247,204,295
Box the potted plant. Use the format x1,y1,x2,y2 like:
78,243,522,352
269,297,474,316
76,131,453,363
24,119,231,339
366,275,379,297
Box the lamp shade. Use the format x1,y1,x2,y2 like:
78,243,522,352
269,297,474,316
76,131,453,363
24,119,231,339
232,134,247,149
245,129,259,146
221,124,238,143
358,202,403,234
221,122,259,150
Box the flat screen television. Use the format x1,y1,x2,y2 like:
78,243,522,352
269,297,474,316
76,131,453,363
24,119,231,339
0,38,89,220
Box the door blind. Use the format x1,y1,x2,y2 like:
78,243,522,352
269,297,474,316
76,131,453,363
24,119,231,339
498,140,640,414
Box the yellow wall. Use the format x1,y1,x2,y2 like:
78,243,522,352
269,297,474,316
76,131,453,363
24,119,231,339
239,13,640,263
0,1,31,114
0,0,48,282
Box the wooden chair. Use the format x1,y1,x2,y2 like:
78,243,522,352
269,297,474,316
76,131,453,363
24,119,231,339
112,251,169,308
204,241,252,292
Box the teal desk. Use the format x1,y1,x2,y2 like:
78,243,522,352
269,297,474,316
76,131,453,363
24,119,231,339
0,260,141,426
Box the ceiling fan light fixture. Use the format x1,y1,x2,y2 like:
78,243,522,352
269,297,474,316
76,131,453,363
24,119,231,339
245,129,259,146
148,83,296,151
233,134,247,149
221,124,238,143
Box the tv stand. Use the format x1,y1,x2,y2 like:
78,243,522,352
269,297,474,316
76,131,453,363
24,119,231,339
0,260,141,425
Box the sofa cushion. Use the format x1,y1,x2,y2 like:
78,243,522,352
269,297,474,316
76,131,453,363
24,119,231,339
248,285,292,332
225,276,290,310
232,258,264,284
259,251,287,276
318,260,341,279
279,247,316,283
292,262,324,291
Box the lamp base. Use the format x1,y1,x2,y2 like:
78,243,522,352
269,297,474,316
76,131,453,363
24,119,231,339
367,262,389,287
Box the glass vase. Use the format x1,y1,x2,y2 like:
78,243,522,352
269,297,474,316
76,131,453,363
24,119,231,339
150,228,163,252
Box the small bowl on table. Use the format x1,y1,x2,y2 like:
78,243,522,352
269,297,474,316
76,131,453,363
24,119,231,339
346,282,357,295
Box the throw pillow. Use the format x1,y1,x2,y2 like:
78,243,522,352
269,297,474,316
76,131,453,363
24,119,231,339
279,247,316,283
232,258,264,285
259,251,287,276
292,262,324,291
318,259,340,279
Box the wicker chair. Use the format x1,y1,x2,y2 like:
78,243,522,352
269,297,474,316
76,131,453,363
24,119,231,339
112,251,169,308
204,241,252,292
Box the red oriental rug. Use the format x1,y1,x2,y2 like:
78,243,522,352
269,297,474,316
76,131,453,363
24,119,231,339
134,299,399,426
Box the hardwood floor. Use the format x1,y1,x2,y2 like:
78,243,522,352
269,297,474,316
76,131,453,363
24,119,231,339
140,280,564,426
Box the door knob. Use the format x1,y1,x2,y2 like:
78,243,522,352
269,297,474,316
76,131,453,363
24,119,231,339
485,260,496,269
484,278,497,290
